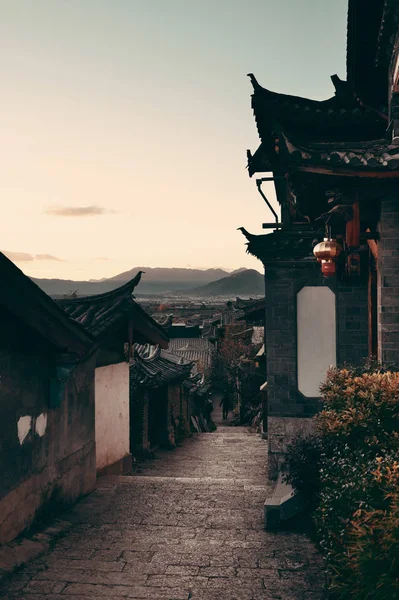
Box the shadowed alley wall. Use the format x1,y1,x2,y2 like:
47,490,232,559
0,309,96,544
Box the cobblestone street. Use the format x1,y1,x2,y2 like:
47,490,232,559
1,402,324,600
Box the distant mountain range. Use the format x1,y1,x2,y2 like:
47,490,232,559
181,269,264,297
31,266,263,297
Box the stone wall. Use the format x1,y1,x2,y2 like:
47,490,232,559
265,264,323,420
378,197,399,365
0,309,96,544
337,284,369,365
264,261,369,478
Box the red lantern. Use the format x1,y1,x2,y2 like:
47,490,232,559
313,237,343,277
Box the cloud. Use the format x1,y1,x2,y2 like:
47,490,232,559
2,251,35,262
44,205,115,217
35,254,63,261
2,250,63,262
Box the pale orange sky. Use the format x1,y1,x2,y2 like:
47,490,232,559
1,0,347,280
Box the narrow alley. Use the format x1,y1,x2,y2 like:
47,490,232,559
1,402,324,600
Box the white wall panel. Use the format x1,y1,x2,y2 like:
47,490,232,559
297,286,336,397
95,362,129,469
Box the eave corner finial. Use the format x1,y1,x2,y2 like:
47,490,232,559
330,74,349,98
247,73,261,91
237,226,254,241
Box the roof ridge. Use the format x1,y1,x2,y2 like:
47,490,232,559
57,271,144,305
138,345,161,361
248,73,336,107
0,252,94,353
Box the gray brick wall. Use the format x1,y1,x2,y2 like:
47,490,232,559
336,284,369,365
264,264,321,419
264,262,369,419
378,197,399,366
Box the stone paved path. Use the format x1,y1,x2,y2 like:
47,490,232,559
0,400,324,599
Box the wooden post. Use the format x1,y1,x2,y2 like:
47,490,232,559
368,252,378,357
128,319,134,359
346,194,360,247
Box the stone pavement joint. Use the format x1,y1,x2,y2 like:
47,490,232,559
0,401,325,599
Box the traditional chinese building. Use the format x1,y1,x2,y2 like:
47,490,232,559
234,297,266,326
130,344,193,451
0,253,96,544
242,0,399,478
57,274,169,475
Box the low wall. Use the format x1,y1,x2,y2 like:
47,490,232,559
95,362,131,471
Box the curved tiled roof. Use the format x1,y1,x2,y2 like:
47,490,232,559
154,314,173,328
240,229,318,264
0,252,94,357
281,134,399,173
234,297,265,322
56,273,142,336
168,338,212,352
248,133,399,176
56,273,169,347
248,73,387,147
167,338,213,374
130,343,193,389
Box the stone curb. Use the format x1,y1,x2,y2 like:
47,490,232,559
0,518,73,585
0,478,118,586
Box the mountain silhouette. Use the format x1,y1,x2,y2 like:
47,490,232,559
180,269,264,297
31,267,260,296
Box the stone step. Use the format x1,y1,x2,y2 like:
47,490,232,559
264,472,305,530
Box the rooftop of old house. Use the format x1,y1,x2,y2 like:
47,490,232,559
167,338,213,371
0,251,94,357
234,297,266,322
247,0,399,182
130,343,193,389
56,272,169,348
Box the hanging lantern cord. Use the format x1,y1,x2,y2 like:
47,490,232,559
325,224,331,239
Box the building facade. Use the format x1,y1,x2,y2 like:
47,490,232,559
0,253,96,544
242,0,399,477
130,345,193,451
57,273,169,475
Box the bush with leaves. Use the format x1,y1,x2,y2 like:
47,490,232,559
283,434,323,509
343,456,399,599
284,361,399,598
318,367,399,454
315,452,399,599
314,366,399,598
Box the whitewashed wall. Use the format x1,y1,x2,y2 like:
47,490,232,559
95,362,130,470
297,286,336,397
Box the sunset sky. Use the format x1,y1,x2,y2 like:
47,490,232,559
1,0,347,280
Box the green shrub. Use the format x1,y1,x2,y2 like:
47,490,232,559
315,453,399,599
344,456,399,599
283,434,323,509
318,367,399,455
284,363,399,599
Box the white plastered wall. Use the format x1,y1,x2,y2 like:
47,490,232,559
95,362,130,470
297,286,336,397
